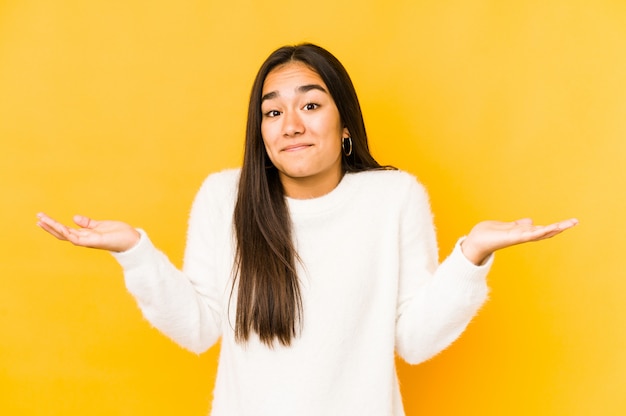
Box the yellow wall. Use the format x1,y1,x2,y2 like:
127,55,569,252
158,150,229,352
1,1,624,414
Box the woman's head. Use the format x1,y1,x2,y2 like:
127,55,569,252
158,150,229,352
259,61,347,198
243,43,379,182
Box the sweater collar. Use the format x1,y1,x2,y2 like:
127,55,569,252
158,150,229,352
286,172,358,217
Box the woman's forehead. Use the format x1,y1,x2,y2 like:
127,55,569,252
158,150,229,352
262,62,325,93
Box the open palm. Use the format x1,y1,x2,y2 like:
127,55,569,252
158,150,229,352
36,213,140,252
461,218,579,265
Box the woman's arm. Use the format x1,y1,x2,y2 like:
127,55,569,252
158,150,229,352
394,178,577,364
35,174,232,353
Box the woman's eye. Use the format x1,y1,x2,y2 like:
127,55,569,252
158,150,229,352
304,103,319,111
264,110,281,117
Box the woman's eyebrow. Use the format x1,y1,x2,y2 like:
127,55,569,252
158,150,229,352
261,84,328,103
297,84,328,94
261,91,278,103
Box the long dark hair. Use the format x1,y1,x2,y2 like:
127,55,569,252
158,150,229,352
233,43,388,346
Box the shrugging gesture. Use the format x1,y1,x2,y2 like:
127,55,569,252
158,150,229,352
37,211,578,262
461,217,579,265
36,212,140,253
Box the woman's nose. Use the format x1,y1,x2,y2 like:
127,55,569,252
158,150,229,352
282,110,304,137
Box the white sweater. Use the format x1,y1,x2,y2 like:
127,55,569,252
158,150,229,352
112,168,492,416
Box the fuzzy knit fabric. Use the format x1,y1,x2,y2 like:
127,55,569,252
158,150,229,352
111,168,492,416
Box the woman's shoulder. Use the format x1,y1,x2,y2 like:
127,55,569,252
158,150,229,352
348,168,430,205
352,168,424,190
204,168,241,184
196,168,241,200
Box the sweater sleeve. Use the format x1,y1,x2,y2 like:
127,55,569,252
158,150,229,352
110,174,232,354
394,178,492,365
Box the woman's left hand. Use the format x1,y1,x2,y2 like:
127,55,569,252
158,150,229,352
461,218,579,265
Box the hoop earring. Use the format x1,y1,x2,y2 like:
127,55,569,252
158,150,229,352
341,136,353,157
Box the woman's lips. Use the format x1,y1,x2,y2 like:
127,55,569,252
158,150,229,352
282,143,312,152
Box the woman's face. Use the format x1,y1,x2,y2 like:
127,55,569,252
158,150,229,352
260,61,349,199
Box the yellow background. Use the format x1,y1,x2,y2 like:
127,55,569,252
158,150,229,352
1,0,624,414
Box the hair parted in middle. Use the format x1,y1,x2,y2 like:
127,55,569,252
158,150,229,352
232,43,393,346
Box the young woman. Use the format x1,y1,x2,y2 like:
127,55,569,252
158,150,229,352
37,43,577,415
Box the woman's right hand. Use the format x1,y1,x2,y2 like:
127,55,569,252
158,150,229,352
36,212,141,253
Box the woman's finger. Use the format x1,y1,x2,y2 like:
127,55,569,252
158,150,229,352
36,213,70,239
73,214,95,229
526,219,578,242
513,218,534,226
36,221,65,240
